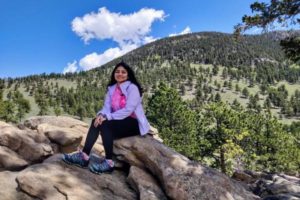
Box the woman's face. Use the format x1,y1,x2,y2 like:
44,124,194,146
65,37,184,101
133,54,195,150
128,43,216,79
114,66,128,84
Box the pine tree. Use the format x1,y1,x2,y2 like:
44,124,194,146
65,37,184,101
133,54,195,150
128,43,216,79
146,82,198,159
235,0,300,62
197,102,248,174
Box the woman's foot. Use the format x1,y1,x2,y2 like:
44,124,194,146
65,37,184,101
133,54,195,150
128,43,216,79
89,159,114,174
62,151,89,168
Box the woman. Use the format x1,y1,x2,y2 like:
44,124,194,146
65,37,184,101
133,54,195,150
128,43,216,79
63,61,150,174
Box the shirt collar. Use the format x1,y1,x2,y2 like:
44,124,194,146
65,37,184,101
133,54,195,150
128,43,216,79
110,81,131,94
118,80,131,91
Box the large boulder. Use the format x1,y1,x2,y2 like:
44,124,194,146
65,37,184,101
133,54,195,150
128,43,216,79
233,171,300,200
0,146,28,170
0,171,34,200
0,121,53,166
37,123,84,153
24,116,105,154
114,135,260,200
127,166,167,200
16,154,137,200
24,116,88,129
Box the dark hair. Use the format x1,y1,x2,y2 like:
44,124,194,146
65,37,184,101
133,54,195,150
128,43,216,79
107,61,143,96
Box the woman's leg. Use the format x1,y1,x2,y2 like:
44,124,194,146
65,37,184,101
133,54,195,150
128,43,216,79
89,117,140,174
99,117,140,159
82,118,102,155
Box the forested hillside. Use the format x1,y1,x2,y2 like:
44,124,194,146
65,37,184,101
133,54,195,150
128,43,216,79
1,31,299,174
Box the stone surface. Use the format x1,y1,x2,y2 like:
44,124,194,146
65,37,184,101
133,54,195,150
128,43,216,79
0,171,34,200
37,123,84,153
0,122,53,164
232,170,255,183
234,171,300,200
268,175,300,195
127,166,167,200
16,154,137,200
114,135,260,200
0,146,28,170
24,116,88,129
2,116,298,200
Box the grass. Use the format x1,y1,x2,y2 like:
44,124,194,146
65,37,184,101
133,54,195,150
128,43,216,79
183,65,300,124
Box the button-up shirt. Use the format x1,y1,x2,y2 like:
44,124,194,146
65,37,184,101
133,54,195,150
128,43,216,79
97,81,150,135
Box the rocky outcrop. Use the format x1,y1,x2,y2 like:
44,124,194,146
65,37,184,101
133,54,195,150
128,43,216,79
127,166,167,200
232,170,300,200
1,116,297,200
16,154,136,200
0,171,33,200
114,135,260,200
0,146,28,170
0,121,53,165
23,116,88,129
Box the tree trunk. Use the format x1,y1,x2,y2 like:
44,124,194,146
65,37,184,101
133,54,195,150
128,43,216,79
220,146,226,174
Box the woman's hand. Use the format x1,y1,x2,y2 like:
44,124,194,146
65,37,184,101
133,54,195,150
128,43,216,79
94,115,106,127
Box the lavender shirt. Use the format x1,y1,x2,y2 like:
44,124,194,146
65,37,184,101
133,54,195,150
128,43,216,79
97,81,150,135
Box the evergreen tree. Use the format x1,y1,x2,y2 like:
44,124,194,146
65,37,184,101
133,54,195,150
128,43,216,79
197,102,248,174
146,82,198,159
0,101,16,122
235,0,300,62
242,87,249,98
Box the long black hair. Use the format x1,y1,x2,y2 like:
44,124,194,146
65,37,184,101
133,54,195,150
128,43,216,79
107,61,143,96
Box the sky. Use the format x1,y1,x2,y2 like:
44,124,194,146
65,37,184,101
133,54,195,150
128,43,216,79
0,0,269,78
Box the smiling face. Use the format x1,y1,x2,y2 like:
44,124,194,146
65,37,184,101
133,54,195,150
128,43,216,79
114,66,128,84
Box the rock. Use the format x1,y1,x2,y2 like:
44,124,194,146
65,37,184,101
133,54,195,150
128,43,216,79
114,135,260,200
37,123,84,153
24,116,88,129
263,193,300,200
232,170,255,183
16,155,137,200
0,146,28,170
268,175,300,195
278,174,300,185
245,170,269,179
250,174,300,200
0,171,34,200
0,122,53,164
127,166,167,200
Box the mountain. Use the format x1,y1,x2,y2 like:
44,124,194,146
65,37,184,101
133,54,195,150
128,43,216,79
1,31,299,123
100,31,285,72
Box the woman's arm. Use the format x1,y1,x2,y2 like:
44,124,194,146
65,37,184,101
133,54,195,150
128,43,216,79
96,90,111,117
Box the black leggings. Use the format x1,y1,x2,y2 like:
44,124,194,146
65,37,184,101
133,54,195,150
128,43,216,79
82,117,140,159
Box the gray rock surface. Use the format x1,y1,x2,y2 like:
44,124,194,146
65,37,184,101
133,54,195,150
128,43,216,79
127,166,167,200
114,135,260,200
16,154,137,200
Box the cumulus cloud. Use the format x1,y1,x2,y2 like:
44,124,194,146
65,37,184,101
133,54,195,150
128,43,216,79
169,26,192,37
67,7,165,72
79,44,138,70
143,36,158,44
63,60,78,74
72,7,165,45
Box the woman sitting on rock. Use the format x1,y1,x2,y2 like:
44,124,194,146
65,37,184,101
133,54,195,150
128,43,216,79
63,61,150,174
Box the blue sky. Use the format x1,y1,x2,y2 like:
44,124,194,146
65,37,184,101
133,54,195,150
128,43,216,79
0,0,267,78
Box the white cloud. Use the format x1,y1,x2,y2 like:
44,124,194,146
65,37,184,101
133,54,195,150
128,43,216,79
143,36,158,44
169,26,192,37
67,7,166,72
63,60,78,74
72,7,165,45
79,44,137,70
